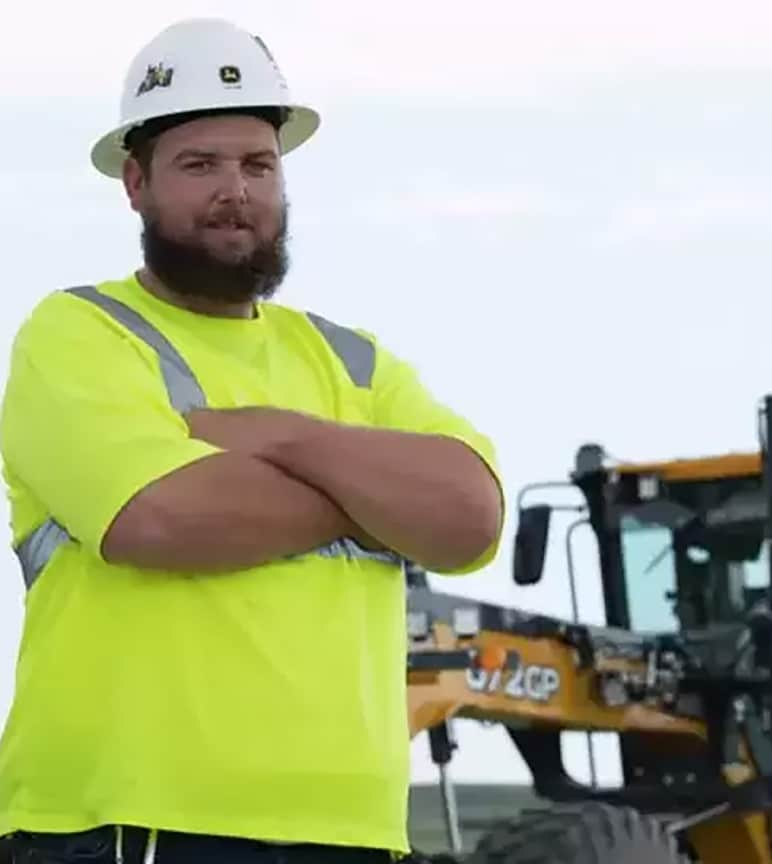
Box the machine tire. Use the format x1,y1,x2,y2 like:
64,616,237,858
466,802,685,864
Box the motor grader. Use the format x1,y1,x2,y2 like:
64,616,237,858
405,395,772,863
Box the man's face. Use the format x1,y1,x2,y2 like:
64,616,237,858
124,114,289,304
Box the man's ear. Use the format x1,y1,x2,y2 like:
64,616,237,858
123,156,147,213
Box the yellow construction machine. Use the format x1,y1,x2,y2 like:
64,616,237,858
406,396,772,863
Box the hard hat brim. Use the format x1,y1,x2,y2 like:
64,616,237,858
90,104,321,178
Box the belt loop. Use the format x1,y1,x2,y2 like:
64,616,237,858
115,826,124,864
143,829,158,864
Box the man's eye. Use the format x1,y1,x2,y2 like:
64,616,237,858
245,162,272,176
184,160,212,172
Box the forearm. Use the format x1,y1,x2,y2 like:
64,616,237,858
185,408,502,571
102,451,361,572
270,424,503,572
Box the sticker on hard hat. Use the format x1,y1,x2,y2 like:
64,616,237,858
253,35,279,65
219,66,242,86
466,664,561,703
252,35,289,93
136,63,174,97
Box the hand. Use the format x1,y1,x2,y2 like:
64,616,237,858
185,406,323,460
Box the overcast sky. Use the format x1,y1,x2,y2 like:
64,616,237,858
3,0,772,792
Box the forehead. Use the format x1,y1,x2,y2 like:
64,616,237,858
154,115,281,158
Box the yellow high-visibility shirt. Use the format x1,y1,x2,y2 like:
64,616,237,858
0,275,503,853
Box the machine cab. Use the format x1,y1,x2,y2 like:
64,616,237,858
513,422,772,637
573,446,769,633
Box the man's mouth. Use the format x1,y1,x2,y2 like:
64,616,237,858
205,218,252,231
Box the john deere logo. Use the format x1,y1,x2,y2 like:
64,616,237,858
219,65,242,85
136,63,174,96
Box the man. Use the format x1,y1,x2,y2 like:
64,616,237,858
0,17,504,864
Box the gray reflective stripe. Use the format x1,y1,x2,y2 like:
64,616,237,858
65,286,207,413
306,312,375,388
313,538,404,566
16,522,402,590
15,284,207,588
15,519,71,589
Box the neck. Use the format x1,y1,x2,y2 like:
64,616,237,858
136,267,257,320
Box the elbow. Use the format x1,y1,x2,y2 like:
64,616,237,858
430,484,504,574
474,496,504,559
459,496,503,567
101,495,172,567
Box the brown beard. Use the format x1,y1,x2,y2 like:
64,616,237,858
140,201,290,304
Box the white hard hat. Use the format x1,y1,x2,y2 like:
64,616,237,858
91,17,320,178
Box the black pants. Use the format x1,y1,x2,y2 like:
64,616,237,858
5,826,393,864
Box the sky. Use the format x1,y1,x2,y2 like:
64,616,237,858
3,0,772,796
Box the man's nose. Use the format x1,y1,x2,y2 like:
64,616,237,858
215,165,248,203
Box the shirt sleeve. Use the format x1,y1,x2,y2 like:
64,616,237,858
369,337,506,575
0,292,223,560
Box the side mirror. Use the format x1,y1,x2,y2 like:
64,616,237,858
513,505,551,585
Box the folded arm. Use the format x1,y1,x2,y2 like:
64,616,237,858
271,421,503,572
186,408,503,572
102,450,371,572
6,293,500,576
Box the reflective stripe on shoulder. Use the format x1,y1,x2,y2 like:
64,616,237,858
15,282,210,589
65,285,208,414
306,312,375,388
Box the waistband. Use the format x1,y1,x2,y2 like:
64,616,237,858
6,825,394,864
